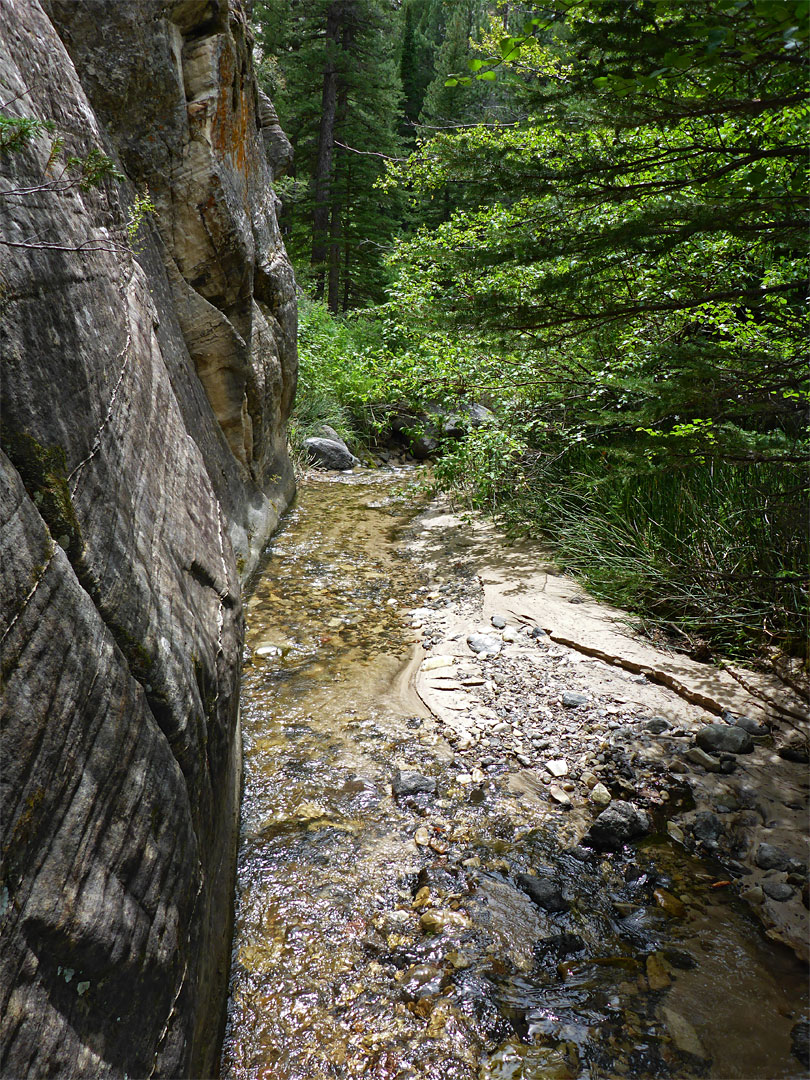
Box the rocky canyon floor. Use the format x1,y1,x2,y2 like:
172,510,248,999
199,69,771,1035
222,467,809,1080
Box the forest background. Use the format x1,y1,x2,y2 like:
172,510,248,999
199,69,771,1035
252,0,808,668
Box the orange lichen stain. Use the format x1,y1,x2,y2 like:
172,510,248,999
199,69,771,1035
209,36,253,179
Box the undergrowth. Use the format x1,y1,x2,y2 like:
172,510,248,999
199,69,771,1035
290,296,808,665
435,430,809,663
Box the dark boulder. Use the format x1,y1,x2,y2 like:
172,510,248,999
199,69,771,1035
584,801,650,850
515,873,570,913
695,724,753,755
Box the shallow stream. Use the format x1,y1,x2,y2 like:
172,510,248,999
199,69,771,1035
221,471,806,1080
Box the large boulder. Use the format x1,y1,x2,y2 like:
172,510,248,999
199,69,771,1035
695,724,753,755
305,437,360,470
0,1,296,1076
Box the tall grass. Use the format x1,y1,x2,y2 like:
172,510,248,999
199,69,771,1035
436,435,808,661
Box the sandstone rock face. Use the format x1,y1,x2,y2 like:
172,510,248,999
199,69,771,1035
0,1,296,1076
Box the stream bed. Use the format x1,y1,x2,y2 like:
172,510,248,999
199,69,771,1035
221,470,807,1080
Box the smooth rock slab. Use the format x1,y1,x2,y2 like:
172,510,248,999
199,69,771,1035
584,801,650,850
695,724,753,755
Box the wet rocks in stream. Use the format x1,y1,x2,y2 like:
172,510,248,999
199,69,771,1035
514,872,570,913
584,801,651,851
392,769,437,799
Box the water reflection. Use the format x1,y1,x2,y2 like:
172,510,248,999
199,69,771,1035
222,471,806,1080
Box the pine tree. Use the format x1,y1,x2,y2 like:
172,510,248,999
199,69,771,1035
253,0,405,310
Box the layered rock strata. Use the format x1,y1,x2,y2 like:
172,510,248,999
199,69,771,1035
0,0,296,1075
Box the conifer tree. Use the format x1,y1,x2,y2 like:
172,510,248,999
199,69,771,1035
253,0,405,310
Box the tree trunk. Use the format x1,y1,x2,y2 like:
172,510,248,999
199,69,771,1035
342,158,352,312
327,176,342,313
311,1,343,297
326,12,352,312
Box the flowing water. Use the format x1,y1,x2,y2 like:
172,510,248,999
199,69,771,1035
221,470,807,1080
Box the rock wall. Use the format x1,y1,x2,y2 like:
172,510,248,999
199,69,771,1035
0,1,296,1076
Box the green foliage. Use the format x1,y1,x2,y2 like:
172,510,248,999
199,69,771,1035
290,295,384,451
125,190,156,249
0,113,56,152
435,419,806,657
267,0,808,660
0,112,123,189
252,0,406,309
380,0,809,659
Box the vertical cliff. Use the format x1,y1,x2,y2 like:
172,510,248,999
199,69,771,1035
0,1,296,1075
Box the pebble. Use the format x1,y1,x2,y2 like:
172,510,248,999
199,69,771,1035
685,746,722,772
741,885,764,904
654,888,686,918
419,909,471,934
467,633,501,654
666,821,685,843
392,771,437,797
646,953,671,990
545,758,568,778
692,811,723,843
491,615,507,628
777,732,809,763
414,827,430,846
590,782,612,807
562,691,589,708
735,715,770,736
645,716,671,734
254,643,282,658
762,881,794,902
422,655,456,672
548,786,572,808
502,628,518,642
662,1007,708,1060
755,842,790,871
585,801,650,850
515,873,570,912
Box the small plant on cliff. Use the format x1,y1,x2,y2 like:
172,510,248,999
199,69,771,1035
125,189,157,250
0,102,134,255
